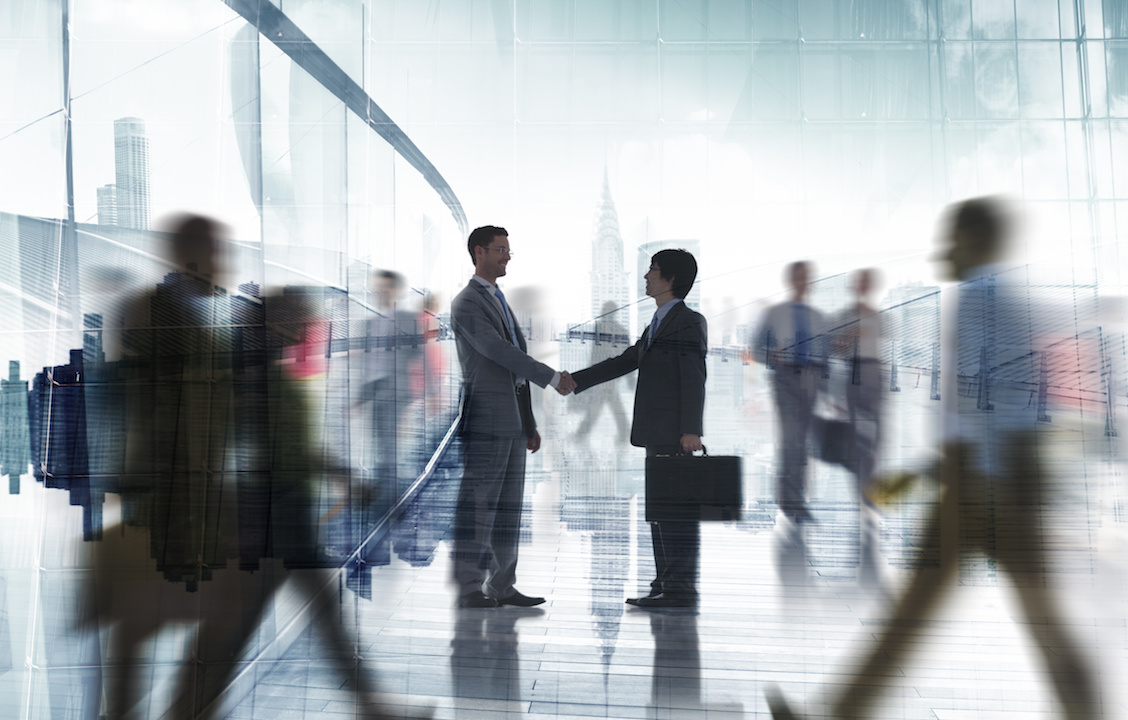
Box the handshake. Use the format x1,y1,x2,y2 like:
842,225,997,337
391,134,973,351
556,370,577,396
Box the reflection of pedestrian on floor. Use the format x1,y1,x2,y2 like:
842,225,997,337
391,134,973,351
572,301,631,446
767,198,1103,720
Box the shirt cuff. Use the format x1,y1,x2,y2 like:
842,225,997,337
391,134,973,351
549,371,560,389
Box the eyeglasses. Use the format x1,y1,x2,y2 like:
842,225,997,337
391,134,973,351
485,246,513,257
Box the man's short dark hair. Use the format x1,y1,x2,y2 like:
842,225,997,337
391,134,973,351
951,197,1008,258
374,269,405,289
652,248,697,300
468,225,507,265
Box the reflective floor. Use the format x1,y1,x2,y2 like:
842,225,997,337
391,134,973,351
3,394,1127,719
226,460,1128,720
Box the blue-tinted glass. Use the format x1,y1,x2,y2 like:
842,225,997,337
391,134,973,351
708,0,753,41
1021,121,1070,198
517,44,574,121
1016,0,1062,38
943,41,978,119
972,0,1016,39
1108,42,1128,116
974,43,1020,118
754,0,799,40
800,0,840,41
659,0,706,41
1106,0,1128,38
747,43,801,120
661,44,707,121
1018,42,1065,117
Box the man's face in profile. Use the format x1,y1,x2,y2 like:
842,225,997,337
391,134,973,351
941,228,982,282
478,235,511,280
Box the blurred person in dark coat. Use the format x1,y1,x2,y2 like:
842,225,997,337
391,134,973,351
102,215,417,719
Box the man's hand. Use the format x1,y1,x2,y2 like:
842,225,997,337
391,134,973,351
527,430,542,453
680,434,703,453
556,371,577,396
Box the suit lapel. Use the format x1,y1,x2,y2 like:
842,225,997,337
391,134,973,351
470,280,513,342
640,301,684,359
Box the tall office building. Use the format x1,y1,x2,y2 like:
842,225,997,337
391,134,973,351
113,117,151,231
95,184,116,226
636,239,700,338
590,170,629,322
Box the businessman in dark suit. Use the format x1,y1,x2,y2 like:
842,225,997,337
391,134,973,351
450,225,576,608
571,249,707,608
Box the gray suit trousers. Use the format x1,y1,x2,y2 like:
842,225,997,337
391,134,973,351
452,432,527,598
771,365,819,522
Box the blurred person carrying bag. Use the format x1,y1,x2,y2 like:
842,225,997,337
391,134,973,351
645,446,742,522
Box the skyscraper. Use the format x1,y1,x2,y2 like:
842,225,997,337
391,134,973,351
113,117,151,230
590,169,629,322
96,184,116,226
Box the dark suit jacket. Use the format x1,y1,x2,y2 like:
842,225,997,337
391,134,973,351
451,279,555,439
572,300,707,448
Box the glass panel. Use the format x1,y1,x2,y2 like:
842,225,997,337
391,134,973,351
799,0,839,41
1018,41,1065,117
520,0,574,41
943,41,978,119
575,0,623,41
517,44,574,122
1088,39,1109,116
943,0,974,39
972,0,1017,39
1017,0,1062,38
659,0,706,41
661,44,707,121
748,43,800,120
976,122,1024,193
1112,120,1128,197
800,46,843,120
1105,0,1128,38
753,0,799,40
974,43,1020,118
1107,41,1128,116
1021,121,1070,198
850,0,930,40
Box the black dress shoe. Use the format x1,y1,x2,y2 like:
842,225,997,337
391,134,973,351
458,590,499,608
633,592,696,608
497,591,545,607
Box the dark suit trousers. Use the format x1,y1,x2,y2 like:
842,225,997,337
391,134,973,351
771,365,819,523
646,445,699,598
453,431,527,598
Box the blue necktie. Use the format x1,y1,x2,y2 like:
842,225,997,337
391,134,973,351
794,304,809,366
646,311,659,348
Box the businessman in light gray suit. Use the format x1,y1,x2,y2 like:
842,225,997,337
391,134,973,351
450,225,576,608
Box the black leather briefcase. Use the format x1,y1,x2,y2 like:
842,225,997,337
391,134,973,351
644,448,742,522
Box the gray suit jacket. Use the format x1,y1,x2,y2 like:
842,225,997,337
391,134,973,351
451,279,555,438
572,300,707,448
